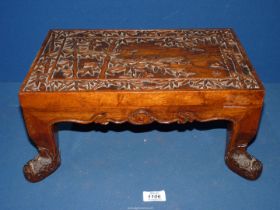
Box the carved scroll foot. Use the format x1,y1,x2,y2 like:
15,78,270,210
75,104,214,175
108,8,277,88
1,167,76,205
23,151,61,183
225,148,262,180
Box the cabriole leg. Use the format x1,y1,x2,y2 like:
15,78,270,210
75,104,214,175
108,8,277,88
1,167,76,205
22,110,60,182
225,108,263,180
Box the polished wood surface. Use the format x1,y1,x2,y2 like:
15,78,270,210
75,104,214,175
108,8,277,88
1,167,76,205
19,29,264,182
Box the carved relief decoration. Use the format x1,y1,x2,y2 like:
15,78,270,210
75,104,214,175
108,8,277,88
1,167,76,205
225,148,262,180
86,109,196,125
23,29,260,91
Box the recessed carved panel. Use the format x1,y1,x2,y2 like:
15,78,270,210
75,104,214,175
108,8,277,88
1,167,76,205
23,29,260,91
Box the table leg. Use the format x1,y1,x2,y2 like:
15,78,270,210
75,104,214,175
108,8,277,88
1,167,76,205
22,110,60,182
225,108,263,180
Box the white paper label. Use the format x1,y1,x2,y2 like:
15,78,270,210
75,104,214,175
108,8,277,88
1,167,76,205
143,190,166,202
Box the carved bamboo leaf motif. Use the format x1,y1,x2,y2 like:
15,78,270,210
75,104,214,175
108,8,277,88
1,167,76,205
23,29,260,92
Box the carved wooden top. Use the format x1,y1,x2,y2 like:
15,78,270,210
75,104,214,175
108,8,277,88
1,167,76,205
22,29,262,92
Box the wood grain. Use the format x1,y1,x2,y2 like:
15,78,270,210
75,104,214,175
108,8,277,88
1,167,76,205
19,29,264,182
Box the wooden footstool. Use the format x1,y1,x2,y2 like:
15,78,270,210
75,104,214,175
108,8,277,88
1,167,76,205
19,29,264,182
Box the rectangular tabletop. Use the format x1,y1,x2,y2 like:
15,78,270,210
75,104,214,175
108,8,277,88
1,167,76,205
20,29,263,92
